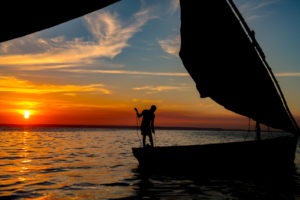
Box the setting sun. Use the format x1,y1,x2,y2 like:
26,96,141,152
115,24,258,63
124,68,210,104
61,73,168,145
24,111,30,119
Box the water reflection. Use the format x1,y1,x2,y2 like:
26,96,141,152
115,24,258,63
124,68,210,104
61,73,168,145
116,166,300,200
0,128,137,199
0,128,299,199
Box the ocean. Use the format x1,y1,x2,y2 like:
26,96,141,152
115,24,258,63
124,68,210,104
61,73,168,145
0,127,299,200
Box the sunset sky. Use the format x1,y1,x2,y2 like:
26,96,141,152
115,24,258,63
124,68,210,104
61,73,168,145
0,0,299,129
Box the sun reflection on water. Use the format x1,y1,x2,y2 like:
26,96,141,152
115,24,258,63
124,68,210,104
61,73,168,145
0,128,137,199
0,128,294,199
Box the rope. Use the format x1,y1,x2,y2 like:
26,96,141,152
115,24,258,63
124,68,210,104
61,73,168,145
228,0,299,134
135,115,142,147
154,132,157,147
244,118,250,140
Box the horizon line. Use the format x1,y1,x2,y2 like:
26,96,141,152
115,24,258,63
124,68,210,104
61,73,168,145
0,123,280,132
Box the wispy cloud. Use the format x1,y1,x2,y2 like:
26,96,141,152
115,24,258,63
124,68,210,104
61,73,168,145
0,76,110,94
0,8,154,68
158,35,180,57
0,100,41,108
275,72,300,77
239,0,280,21
133,85,187,94
253,0,280,10
240,0,280,11
246,15,264,21
60,69,188,76
168,0,179,14
132,98,163,104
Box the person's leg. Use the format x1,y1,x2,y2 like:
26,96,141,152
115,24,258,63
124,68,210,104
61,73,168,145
143,134,146,147
149,134,154,147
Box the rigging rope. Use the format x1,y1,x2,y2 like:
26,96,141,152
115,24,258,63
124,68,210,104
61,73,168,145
244,117,251,140
228,0,299,134
135,115,142,147
154,131,157,147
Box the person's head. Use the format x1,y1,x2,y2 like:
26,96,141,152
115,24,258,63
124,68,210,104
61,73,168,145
150,105,157,112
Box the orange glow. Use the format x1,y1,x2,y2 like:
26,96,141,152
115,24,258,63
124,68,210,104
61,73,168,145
0,97,254,129
0,75,289,129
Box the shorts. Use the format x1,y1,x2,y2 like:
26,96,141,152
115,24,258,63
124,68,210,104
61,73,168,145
141,127,151,136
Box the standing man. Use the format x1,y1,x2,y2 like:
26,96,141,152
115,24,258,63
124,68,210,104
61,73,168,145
134,105,156,147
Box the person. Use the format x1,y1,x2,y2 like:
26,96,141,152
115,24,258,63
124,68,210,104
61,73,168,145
134,105,156,147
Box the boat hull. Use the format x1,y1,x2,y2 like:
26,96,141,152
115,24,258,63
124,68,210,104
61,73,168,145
132,136,298,173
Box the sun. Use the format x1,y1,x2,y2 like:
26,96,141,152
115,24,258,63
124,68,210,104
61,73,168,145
24,110,31,119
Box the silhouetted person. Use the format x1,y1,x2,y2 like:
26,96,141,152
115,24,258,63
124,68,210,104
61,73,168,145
134,105,156,147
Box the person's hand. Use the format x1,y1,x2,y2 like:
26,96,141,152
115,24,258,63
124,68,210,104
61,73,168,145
134,108,137,111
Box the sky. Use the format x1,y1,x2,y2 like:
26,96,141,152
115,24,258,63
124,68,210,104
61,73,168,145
0,0,299,130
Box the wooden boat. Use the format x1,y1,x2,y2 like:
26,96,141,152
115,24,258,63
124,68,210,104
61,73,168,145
132,135,297,173
0,0,298,173
133,0,299,172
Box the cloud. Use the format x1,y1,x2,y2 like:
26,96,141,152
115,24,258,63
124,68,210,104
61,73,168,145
239,0,280,21
0,100,41,108
275,72,300,77
168,0,179,14
252,0,280,10
158,35,180,57
239,2,252,11
246,15,263,21
133,85,187,93
132,98,163,104
0,75,110,94
240,0,279,11
0,8,154,68
60,69,188,76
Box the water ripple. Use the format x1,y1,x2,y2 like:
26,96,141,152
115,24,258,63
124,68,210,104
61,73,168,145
0,128,299,200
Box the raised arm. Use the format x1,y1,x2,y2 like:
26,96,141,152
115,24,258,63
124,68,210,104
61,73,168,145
134,108,143,118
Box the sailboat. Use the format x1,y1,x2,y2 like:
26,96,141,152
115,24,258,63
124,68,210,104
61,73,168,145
0,0,298,172
132,0,299,172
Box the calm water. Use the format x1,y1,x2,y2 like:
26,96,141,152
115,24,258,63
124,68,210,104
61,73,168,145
0,127,300,200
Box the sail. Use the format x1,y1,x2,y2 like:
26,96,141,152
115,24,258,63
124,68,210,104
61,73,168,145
179,0,299,133
0,0,119,43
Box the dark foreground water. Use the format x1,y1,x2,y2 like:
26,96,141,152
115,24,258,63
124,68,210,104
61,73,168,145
0,127,300,200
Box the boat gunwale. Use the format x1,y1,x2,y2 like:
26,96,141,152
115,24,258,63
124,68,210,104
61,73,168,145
132,135,297,151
